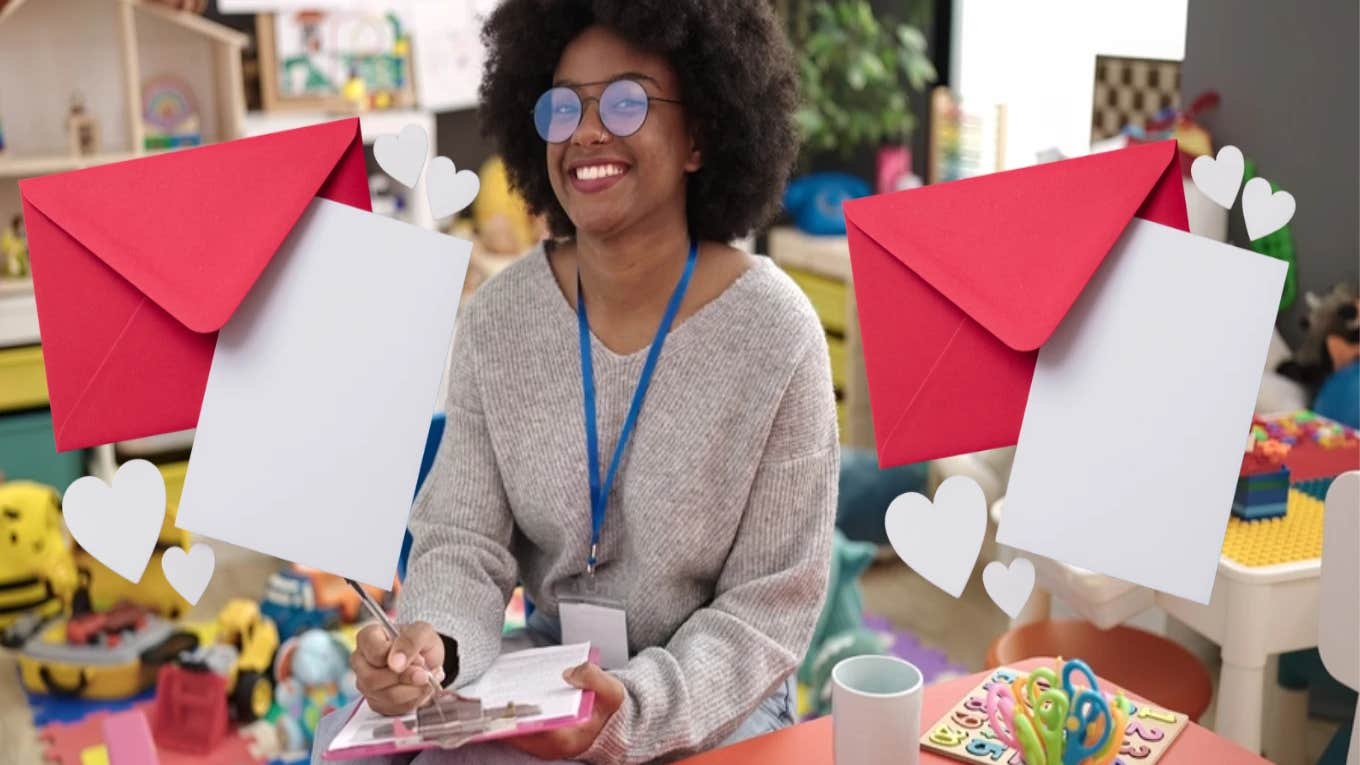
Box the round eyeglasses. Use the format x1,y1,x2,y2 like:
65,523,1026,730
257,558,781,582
532,78,682,144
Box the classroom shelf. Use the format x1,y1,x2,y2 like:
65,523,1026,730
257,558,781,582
0,151,139,178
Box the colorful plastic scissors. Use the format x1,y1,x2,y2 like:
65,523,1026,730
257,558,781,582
1024,684,1071,765
1087,693,1132,765
1059,660,1114,765
984,680,1025,751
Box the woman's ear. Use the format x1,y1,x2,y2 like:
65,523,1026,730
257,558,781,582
684,122,702,172
685,139,702,172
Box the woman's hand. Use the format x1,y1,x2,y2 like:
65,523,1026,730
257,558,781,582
506,662,627,760
350,621,446,716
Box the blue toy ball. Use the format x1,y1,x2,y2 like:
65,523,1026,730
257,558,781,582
783,173,872,236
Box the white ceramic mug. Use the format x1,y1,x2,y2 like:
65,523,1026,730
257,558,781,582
831,655,923,765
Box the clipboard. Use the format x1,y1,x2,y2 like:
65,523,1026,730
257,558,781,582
324,644,599,761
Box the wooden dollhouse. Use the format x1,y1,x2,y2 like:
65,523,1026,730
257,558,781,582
0,0,246,489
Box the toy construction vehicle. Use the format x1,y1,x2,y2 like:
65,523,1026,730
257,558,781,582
150,599,281,754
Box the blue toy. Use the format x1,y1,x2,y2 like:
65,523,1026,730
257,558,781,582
783,173,871,236
260,568,340,641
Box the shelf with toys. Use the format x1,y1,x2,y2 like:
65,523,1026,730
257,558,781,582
0,0,250,501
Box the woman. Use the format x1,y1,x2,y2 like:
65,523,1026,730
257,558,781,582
313,2,838,762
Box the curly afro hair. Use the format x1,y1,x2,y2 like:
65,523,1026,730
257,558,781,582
477,0,800,243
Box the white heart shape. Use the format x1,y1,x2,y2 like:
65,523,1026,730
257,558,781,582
883,475,987,598
62,460,165,584
1242,176,1296,241
1190,145,1245,209
373,124,429,189
426,156,480,220
161,543,215,605
983,558,1036,619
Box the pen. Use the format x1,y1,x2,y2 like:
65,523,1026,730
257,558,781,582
346,578,447,722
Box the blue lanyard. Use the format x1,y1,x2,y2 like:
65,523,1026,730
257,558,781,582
578,239,698,573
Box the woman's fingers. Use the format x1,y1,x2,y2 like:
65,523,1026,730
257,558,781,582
355,623,393,667
367,683,434,717
563,663,626,713
352,651,402,695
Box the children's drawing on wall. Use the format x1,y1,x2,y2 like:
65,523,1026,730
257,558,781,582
274,10,414,111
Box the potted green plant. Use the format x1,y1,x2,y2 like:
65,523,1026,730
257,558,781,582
788,0,936,188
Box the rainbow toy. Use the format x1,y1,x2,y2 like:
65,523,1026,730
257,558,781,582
141,77,201,151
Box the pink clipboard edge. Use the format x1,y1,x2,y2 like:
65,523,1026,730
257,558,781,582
323,647,601,761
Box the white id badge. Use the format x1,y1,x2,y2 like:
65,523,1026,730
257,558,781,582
556,575,629,670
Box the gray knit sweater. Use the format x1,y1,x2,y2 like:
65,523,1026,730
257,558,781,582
397,244,840,763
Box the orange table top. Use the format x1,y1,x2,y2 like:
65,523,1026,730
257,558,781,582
676,657,1270,764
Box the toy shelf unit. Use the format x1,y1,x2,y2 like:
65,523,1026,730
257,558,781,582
0,0,247,488
0,0,247,181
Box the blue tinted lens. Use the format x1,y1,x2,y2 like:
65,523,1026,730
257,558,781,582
600,79,649,137
534,87,582,143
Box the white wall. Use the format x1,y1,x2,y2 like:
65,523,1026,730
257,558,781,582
952,0,1188,168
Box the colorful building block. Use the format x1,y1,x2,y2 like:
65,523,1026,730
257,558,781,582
1236,411,1360,519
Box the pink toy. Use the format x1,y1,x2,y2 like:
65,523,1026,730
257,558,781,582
38,701,265,765
101,709,160,765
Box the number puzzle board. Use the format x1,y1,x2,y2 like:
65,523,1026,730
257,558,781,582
921,666,1188,765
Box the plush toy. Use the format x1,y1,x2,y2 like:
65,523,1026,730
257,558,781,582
0,479,77,634
473,156,544,255
272,629,358,752
1278,283,1360,428
1,214,27,278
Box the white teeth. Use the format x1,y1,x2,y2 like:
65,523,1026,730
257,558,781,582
574,164,625,181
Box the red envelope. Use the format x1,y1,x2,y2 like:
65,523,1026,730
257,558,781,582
20,118,371,452
844,140,1189,468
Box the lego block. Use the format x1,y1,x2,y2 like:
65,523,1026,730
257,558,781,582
1232,501,1288,520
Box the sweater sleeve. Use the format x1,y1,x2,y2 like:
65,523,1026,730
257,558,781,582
395,310,519,689
582,333,841,764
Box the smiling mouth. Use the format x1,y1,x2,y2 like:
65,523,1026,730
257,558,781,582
571,163,629,181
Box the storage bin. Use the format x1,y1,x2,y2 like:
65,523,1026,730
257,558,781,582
0,345,49,413
0,409,85,488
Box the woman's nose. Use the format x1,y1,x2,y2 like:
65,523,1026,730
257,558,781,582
571,99,611,146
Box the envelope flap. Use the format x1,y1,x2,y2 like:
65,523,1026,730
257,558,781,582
843,140,1184,351
20,118,370,333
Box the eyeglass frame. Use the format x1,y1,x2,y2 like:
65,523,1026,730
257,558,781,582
530,77,683,143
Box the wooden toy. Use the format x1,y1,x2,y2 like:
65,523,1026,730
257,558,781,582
65,92,100,156
922,664,1188,765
